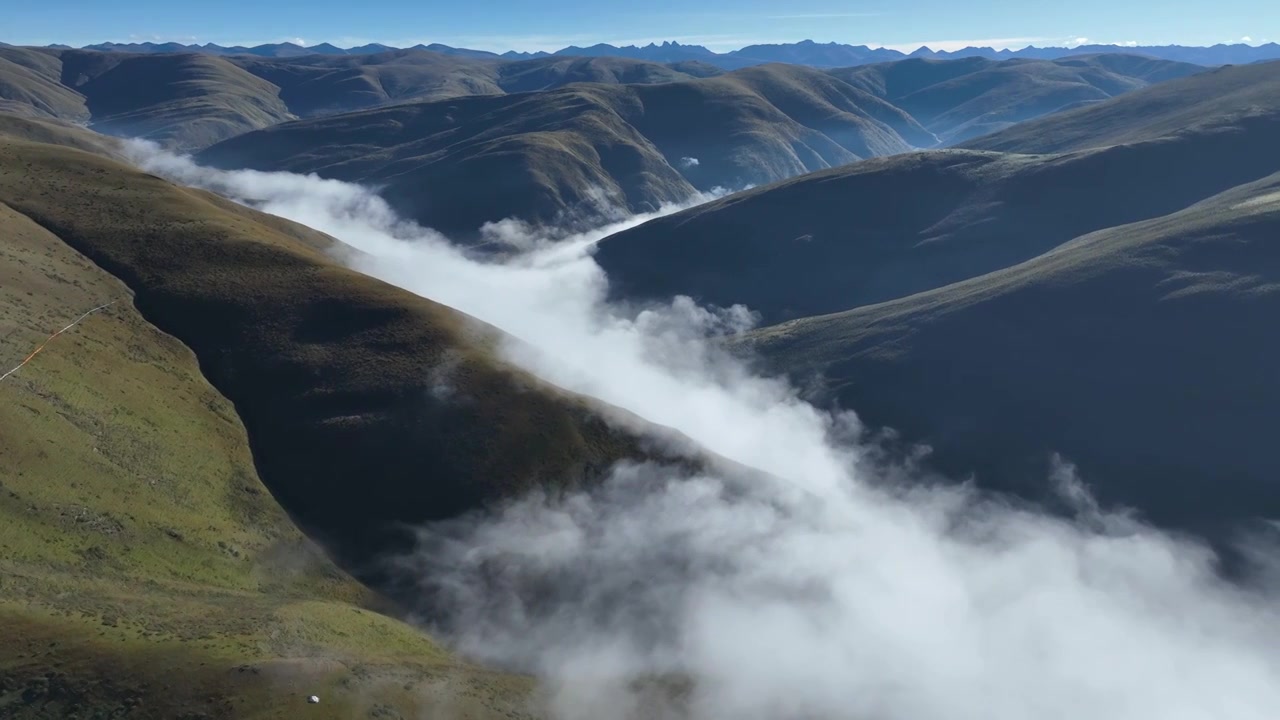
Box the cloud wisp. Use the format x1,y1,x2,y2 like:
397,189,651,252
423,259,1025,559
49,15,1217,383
874,36,1054,52
126,141,1280,720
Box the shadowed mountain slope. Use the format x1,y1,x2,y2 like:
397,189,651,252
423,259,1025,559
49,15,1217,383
0,137,702,572
494,55,723,92
0,46,88,120
202,86,700,239
0,47,735,153
0,129,554,718
589,60,1280,540
226,51,720,116
739,171,1280,537
225,50,508,116
0,47,295,150
962,59,1280,153
198,64,929,237
0,112,123,157
595,62,1280,324
64,52,295,150
830,54,1205,144
2,44,1202,190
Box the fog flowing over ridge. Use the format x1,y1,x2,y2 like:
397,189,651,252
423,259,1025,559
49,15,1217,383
125,140,1280,720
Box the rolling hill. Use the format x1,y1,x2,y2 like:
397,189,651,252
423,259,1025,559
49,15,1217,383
0,145,530,717
201,85,701,239
0,133,711,576
589,59,1280,542
194,53,1209,236
594,61,1280,324
493,54,723,92
962,59,1280,153
2,43,1211,234
831,53,1205,143
227,51,721,117
0,46,735,152
197,63,931,238
0,112,123,157
0,128,718,717
66,52,296,151
224,49,508,117
738,169,1280,538
0,46,88,121
0,46,295,150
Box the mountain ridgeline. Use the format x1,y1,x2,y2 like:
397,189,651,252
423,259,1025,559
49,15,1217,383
597,62,1280,322
192,54,1198,237
1,42,1207,236
741,168,1280,539
196,64,931,237
0,44,725,150
0,120,562,717
0,132,722,572
595,60,1280,538
831,53,1204,143
46,37,1280,68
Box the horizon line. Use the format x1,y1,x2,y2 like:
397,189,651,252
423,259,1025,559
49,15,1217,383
8,37,1277,56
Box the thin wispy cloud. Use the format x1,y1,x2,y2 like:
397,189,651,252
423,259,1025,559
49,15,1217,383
37,30,1270,55
876,36,1053,52
172,35,318,47
434,33,787,53
766,12,886,19
125,33,199,43
607,33,774,47
411,33,596,53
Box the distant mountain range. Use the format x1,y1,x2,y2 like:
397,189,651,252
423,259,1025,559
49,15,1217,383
0,40,1208,232
195,55,1202,237
30,38,1280,68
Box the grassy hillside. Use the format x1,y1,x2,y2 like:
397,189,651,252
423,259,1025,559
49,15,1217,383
667,64,936,160
0,48,295,151
961,59,1280,153
595,63,1280,324
201,86,698,238
0,135,700,572
595,58,1280,537
226,50,507,117
198,64,928,238
0,47,743,153
0,46,1209,160
831,53,1204,144
740,171,1280,538
0,46,88,121
0,131,711,717
230,52,722,117
0,113,123,158
0,168,533,718
495,55,721,92
60,51,296,151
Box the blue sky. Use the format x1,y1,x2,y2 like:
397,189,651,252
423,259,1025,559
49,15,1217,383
6,0,1275,52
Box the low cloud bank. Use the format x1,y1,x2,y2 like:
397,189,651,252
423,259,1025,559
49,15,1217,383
126,140,1280,720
